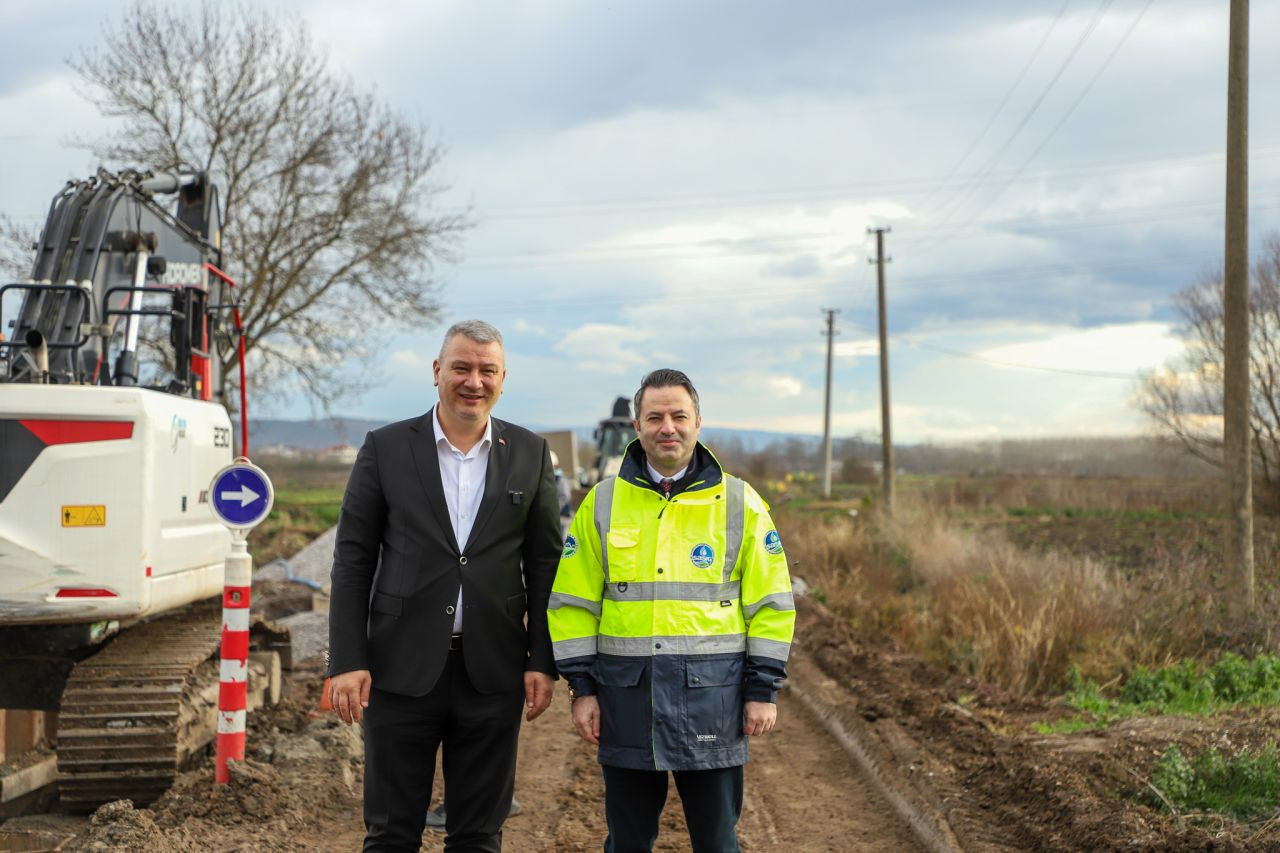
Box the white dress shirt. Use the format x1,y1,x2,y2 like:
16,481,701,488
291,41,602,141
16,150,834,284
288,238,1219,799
433,405,492,634
646,460,688,485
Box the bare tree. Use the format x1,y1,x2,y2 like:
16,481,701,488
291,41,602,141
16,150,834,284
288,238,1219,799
68,1,467,411
0,217,39,282
1139,235,1280,508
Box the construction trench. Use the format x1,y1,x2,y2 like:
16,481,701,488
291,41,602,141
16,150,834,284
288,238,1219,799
0,526,992,853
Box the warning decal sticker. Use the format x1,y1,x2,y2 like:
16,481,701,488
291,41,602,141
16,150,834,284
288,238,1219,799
62,505,106,527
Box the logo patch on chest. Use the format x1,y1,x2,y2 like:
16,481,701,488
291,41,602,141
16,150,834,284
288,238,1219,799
690,543,715,569
562,534,578,558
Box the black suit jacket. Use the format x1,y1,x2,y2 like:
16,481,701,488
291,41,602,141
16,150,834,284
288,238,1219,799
327,411,562,696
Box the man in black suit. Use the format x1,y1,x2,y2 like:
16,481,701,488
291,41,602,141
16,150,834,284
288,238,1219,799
327,319,562,852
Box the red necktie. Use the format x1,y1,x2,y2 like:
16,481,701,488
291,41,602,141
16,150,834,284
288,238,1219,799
660,478,674,496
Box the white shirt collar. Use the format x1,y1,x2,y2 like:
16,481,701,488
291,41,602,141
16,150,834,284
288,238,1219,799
432,404,492,458
646,460,688,484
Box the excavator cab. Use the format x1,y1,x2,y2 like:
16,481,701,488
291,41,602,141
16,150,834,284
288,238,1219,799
1,170,228,398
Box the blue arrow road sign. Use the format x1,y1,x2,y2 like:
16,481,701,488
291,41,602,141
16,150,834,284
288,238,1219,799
210,462,274,530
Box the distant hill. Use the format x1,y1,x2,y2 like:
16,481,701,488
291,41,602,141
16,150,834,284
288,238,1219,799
700,428,819,453
244,418,819,453
241,419,1202,480
246,418,389,450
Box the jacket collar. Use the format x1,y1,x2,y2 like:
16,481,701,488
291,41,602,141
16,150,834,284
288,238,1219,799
618,439,723,497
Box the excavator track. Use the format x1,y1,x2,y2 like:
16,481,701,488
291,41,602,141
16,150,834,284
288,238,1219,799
55,603,283,812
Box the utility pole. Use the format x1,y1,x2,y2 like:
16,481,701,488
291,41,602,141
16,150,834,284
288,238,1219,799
869,227,894,514
820,308,840,498
1224,0,1254,617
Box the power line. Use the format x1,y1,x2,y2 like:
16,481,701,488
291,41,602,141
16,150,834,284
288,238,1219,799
455,195,1280,268
466,231,838,262
945,0,1158,239
899,338,1138,379
469,143,1280,222
918,0,1074,211
920,0,1116,237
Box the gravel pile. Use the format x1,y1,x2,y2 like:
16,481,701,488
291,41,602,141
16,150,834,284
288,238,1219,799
276,611,329,666
254,526,336,593
252,526,336,667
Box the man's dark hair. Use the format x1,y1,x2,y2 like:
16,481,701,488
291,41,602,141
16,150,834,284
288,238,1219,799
634,369,700,420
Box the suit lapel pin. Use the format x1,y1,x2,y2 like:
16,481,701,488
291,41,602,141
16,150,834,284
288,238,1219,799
499,437,506,446
509,490,523,505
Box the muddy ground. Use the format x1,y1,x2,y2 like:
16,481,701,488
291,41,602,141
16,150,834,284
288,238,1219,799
21,677,922,851
8,589,1280,850
796,595,1280,852
6,603,923,852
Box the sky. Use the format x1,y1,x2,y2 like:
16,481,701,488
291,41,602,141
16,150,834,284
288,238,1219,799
2,0,1278,442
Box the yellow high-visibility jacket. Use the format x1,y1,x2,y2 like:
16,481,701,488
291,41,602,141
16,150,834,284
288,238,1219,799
549,441,795,771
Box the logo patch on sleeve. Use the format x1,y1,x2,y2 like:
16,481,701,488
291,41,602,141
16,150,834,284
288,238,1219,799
562,534,578,558
690,543,715,568
764,529,784,555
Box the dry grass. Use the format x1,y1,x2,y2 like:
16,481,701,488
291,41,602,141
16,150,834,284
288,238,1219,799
887,503,1119,693
778,493,1226,696
909,474,1223,517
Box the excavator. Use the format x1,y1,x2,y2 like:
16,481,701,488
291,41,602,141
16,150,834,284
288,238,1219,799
585,396,633,485
0,169,286,811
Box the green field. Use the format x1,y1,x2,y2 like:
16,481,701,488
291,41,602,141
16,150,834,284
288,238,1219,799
247,458,352,565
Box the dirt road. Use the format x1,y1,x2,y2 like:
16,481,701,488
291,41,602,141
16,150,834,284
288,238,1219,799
320,689,922,852
37,670,921,852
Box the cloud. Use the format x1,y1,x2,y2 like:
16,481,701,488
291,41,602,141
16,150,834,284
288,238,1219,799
0,71,107,216
554,324,654,374
834,337,881,360
507,317,549,337
766,375,805,398
9,0,1278,446
389,349,431,370
975,322,1183,374
763,254,823,279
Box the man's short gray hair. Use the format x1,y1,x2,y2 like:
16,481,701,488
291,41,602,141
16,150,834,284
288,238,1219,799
634,368,700,420
440,319,504,359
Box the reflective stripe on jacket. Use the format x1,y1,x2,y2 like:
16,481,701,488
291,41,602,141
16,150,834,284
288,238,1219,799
549,441,795,771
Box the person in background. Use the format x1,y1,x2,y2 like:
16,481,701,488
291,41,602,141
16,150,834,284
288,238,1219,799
552,450,574,536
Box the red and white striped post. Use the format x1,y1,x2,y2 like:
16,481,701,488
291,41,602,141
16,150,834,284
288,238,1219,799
208,459,272,786
215,535,253,783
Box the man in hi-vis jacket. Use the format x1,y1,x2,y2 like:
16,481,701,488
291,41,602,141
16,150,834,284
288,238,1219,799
549,368,795,853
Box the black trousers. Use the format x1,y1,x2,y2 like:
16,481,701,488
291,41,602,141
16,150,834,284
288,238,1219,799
601,764,744,853
362,647,524,852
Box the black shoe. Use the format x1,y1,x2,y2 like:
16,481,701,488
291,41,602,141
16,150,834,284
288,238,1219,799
425,797,520,830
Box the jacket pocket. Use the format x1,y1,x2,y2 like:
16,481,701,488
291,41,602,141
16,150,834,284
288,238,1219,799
606,527,641,582
506,592,526,623
684,656,743,750
594,656,650,749
369,591,403,617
